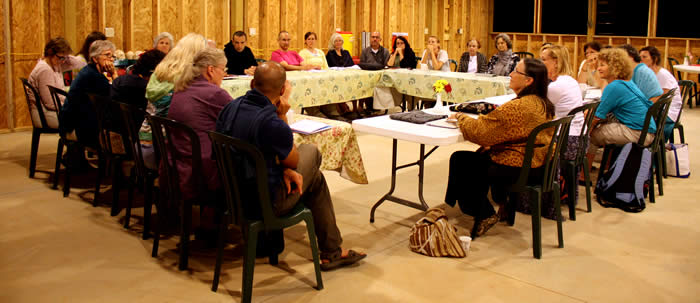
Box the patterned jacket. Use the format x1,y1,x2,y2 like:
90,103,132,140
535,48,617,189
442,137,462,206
456,94,553,168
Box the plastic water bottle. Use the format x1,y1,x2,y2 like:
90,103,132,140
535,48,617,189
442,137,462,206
684,56,689,65
286,108,295,122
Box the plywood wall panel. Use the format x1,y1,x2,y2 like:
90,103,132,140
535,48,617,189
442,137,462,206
0,0,7,130
246,0,260,56
131,0,153,51
11,0,44,128
321,0,334,52
206,0,226,48
75,0,99,46
183,0,204,38
48,0,64,39
159,0,181,40
104,0,125,50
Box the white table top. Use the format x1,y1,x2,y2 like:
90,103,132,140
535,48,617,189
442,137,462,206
673,64,700,74
352,115,464,146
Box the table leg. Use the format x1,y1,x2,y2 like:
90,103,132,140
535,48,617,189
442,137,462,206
369,140,437,223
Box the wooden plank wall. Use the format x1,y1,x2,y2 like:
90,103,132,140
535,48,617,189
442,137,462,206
488,32,700,77
0,0,7,130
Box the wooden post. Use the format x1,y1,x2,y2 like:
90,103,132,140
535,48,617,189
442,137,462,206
4,0,13,130
647,0,657,37
586,0,596,41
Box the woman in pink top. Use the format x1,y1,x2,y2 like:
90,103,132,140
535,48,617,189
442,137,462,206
270,31,317,71
28,37,85,129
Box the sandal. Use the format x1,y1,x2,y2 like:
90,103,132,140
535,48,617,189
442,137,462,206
320,249,366,271
471,213,500,238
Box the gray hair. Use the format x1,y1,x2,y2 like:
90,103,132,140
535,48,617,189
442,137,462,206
88,40,116,61
328,33,344,51
494,33,512,50
153,32,174,49
174,48,227,91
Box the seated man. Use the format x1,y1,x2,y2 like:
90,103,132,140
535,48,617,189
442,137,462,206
224,31,258,76
216,62,366,271
270,31,316,71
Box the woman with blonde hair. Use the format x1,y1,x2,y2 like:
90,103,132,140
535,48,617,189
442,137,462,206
168,48,231,201
421,35,449,71
145,33,207,119
299,32,328,69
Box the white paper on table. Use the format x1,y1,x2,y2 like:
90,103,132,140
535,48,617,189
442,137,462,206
290,119,332,135
307,69,329,73
585,89,602,100
426,119,458,129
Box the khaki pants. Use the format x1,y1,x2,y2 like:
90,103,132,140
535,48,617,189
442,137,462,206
588,121,654,153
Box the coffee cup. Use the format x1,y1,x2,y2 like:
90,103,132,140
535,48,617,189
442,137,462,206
459,236,471,254
420,63,428,71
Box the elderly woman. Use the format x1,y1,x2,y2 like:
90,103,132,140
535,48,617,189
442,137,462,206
458,38,487,73
167,48,231,202
59,40,118,148
445,58,555,237
640,46,683,140
586,48,656,170
27,37,85,129
487,33,520,76
299,32,328,69
420,36,450,71
326,33,353,67
145,33,207,119
387,36,417,68
153,32,174,54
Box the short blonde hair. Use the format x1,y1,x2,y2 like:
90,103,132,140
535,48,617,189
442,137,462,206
153,33,207,83
542,45,574,78
328,33,344,51
598,48,634,81
174,48,227,92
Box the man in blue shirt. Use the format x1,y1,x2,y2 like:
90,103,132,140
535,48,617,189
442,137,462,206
216,62,366,271
619,44,663,101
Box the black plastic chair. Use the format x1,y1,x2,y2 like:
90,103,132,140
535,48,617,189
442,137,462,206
561,101,600,220
671,80,693,143
596,91,674,204
147,115,216,270
448,59,458,72
48,85,80,197
20,78,59,178
667,57,682,80
208,131,323,301
117,102,158,235
504,115,573,259
87,94,133,213
514,52,534,59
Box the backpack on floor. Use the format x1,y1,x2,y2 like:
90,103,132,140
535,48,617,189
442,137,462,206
594,143,651,213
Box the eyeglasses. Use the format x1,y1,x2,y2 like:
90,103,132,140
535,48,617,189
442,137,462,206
513,70,530,77
100,53,116,60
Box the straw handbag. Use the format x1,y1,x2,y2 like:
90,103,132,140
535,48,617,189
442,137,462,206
409,207,465,258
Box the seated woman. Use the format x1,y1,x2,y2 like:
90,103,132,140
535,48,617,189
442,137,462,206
168,48,232,202
420,36,450,71
153,32,174,54
577,41,606,88
487,33,520,76
586,48,656,168
59,40,118,148
326,33,362,119
457,38,487,73
145,33,207,120
445,58,555,237
298,32,328,69
640,46,683,141
28,37,84,129
387,36,417,68
538,44,585,216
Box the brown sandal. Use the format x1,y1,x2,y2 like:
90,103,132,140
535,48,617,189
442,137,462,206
320,249,366,271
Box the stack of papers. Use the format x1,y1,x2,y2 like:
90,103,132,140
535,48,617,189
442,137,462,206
290,119,332,135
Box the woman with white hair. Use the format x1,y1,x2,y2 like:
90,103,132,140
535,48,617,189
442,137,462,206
59,40,117,147
167,48,231,202
326,33,353,67
145,33,207,120
153,32,174,54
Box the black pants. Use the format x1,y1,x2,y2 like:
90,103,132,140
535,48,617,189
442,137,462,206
444,151,532,220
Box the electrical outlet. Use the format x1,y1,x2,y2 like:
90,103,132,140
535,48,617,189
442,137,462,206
105,27,115,37
424,28,429,34
250,28,257,36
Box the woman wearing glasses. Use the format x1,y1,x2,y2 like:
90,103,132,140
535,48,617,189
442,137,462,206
59,40,117,148
445,58,555,238
27,37,85,129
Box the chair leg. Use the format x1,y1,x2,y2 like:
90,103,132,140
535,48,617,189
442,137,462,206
53,140,64,189
661,142,668,179
242,224,260,303
212,213,228,292
566,164,576,221
655,151,664,196
110,159,122,216
151,188,164,258
179,200,192,270
142,177,154,240
63,156,71,198
552,183,564,248
94,154,105,207
304,215,324,290
530,189,542,259
678,125,685,144
29,129,40,178
124,168,135,229
649,164,656,203
582,158,592,213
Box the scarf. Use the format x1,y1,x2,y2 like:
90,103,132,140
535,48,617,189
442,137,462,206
492,49,513,76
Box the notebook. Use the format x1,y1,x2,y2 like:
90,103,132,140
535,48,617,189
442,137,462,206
290,119,332,135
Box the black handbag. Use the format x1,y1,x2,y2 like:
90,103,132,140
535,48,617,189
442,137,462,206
449,102,498,115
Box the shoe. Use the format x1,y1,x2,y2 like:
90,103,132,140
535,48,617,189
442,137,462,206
471,213,500,238
320,249,366,271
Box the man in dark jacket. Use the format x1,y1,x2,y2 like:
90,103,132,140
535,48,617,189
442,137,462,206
223,31,258,75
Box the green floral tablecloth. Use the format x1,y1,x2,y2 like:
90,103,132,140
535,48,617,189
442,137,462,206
378,69,511,102
291,115,368,184
221,70,383,110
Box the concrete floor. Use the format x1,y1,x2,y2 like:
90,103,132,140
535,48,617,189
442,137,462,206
1,106,699,302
